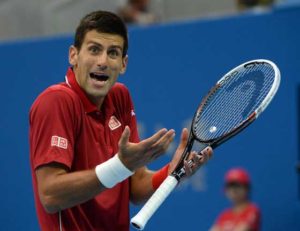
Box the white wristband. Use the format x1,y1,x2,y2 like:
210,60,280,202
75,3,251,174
95,154,134,188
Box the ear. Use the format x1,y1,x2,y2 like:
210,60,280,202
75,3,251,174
120,55,128,75
69,45,78,67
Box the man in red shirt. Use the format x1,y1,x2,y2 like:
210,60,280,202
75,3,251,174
29,10,212,231
210,168,261,231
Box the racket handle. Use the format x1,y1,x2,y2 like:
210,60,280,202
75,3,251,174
131,175,178,230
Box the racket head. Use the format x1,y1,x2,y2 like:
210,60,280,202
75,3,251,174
191,59,280,147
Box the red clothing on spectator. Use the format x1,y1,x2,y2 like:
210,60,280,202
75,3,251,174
215,203,261,231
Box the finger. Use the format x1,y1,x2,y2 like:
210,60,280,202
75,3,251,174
199,147,213,161
197,150,208,164
207,147,213,159
184,160,193,176
201,153,208,164
139,130,174,161
152,129,175,151
186,151,197,162
189,151,200,166
178,128,189,150
151,135,176,160
118,126,131,147
187,151,202,171
143,128,168,146
192,152,201,164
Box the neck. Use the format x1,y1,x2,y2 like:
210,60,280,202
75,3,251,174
233,200,249,213
88,94,105,110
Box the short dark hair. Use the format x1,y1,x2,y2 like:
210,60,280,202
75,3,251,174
74,10,128,57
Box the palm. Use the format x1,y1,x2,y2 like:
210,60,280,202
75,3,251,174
118,126,175,171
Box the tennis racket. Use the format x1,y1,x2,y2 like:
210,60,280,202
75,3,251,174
130,59,280,230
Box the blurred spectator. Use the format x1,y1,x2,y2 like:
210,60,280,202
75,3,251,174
118,0,157,25
236,0,274,10
210,168,261,231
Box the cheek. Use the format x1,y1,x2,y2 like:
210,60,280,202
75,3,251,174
226,189,239,199
234,189,246,198
225,190,233,198
109,59,124,72
240,189,248,197
78,55,94,68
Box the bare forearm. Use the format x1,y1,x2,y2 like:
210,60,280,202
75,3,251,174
234,223,252,231
37,167,105,213
130,167,155,204
209,224,251,231
210,225,221,231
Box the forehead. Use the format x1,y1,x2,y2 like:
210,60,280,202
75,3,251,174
83,30,124,48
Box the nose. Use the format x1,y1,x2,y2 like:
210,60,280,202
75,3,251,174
96,52,108,71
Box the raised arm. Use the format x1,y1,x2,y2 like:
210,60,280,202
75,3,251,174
36,127,175,213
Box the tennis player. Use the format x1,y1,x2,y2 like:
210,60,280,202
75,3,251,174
29,10,212,231
210,168,261,231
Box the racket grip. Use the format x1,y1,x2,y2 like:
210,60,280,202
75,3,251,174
131,175,178,230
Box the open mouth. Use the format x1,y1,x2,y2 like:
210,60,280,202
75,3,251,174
90,73,109,81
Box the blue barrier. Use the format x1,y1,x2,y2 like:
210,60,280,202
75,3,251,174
0,4,299,231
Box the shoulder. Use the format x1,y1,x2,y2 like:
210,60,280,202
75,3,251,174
246,203,261,218
44,83,78,99
108,82,133,107
30,83,81,116
221,207,233,214
217,208,233,222
32,83,80,106
243,203,261,226
247,203,260,213
109,82,130,98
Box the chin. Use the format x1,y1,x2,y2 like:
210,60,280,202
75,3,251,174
91,91,108,98
84,87,105,99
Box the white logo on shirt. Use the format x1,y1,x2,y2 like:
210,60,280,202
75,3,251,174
51,136,68,149
108,116,122,130
131,110,136,116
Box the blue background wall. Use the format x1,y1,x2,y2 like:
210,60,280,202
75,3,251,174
0,4,299,231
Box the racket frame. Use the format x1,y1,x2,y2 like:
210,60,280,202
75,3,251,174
131,59,281,230
173,59,280,179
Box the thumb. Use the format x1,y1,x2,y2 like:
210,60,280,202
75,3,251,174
178,128,189,150
119,126,131,148
169,128,189,174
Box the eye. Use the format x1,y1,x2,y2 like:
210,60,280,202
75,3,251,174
108,49,120,58
89,45,100,55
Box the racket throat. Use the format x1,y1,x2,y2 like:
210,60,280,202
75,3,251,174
173,159,196,180
173,168,186,180
172,143,209,181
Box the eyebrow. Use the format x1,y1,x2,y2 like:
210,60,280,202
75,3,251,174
87,41,123,51
109,45,123,51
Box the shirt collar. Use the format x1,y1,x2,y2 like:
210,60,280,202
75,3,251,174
65,67,115,116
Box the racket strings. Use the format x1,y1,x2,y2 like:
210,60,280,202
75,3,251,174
199,68,272,137
197,65,274,138
194,64,275,141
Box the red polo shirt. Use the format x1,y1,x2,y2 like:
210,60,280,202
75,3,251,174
29,68,139,231
215,203,261,231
